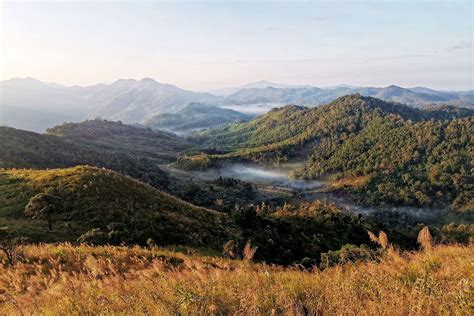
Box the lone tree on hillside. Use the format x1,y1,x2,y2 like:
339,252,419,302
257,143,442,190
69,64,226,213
24,193,62,231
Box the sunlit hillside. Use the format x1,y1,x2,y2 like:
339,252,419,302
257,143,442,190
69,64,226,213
0,166,239,247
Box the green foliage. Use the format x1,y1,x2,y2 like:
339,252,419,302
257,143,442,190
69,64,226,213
24,193,62,230
320,244,379,269
0,119,192,190
231,200,370,265
174,177,257,212
305,117,473,209
0,166,240,249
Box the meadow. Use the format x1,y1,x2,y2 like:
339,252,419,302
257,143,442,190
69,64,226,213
0,242,472,315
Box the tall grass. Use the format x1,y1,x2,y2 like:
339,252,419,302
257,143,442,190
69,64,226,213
0,242,472,315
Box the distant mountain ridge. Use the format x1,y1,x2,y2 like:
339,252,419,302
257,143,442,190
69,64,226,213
223,84,474,109
1,77,472,132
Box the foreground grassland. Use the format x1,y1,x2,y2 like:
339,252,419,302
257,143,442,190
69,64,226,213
0,243,472,315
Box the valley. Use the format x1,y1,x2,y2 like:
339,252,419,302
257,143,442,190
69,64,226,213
1,92,472,315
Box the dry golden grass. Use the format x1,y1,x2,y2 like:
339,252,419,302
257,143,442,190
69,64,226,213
0,243,472,315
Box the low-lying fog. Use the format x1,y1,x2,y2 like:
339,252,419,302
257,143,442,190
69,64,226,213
217,164,324,191
170,162,450,219
220,103,284,115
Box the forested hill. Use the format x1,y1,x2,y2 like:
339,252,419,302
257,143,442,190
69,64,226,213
144,103,252,133
176,95,474,210
0,124,172,189
182,95,473,163
301,116,473,210
46,119,190,163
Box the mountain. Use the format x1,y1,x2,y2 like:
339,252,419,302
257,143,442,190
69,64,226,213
222,84,474,109
177,95,474,210
210,80,313,96
0,78,91,132
0,166,239,246
0,78,222,131
0,120,192,189
144,102,252,134
89,78,222,123
2,77,472,132
46,119,190,164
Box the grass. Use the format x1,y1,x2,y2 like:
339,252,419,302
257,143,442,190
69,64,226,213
0,166,240,247
0,243,472,315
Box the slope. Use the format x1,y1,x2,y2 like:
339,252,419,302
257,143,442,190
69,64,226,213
144,102,252,133
0,124,172,189
0,166,240,247
46,119,191,164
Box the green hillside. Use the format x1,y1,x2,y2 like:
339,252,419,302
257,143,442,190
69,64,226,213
0,166,240,248
176,95,474,210
0,121,190,189
301,116,474,210
145,102,252,133
46,119,191,163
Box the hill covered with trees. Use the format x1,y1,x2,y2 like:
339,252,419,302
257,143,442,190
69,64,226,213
0,119,194,190
144,102,252,134
176,95,474,210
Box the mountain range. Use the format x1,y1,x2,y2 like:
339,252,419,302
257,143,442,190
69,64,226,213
1,77,472,132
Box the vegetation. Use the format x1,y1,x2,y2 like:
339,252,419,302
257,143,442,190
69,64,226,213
0,124,173,190
0,242,472,314
178,95,473,210
145,102,252,133
0,166,239,248
46,118,190,164
302,116,473,210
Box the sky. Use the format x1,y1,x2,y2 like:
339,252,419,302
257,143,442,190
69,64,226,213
0,0,472,91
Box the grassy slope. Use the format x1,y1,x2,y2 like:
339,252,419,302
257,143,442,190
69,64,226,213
0,166,239,247
0,243,471,314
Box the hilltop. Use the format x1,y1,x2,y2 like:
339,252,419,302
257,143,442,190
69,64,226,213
0,166,239,247
144,102,252,133
46,119,190,163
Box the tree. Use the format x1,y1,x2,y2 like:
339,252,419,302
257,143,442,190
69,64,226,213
24,193,62,230
0,227,25,265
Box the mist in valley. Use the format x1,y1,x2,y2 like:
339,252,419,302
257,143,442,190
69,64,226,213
182,163,453,222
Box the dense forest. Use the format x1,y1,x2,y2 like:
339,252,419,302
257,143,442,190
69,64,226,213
177,95,474,210
300,117,473,210
0,120,193,190
144,102,252,133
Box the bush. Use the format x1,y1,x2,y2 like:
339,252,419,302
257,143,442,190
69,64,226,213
320,244,378,269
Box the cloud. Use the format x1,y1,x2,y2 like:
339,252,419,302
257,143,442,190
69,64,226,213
448,41,472,50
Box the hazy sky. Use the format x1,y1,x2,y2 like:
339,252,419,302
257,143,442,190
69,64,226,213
1,0,472,91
